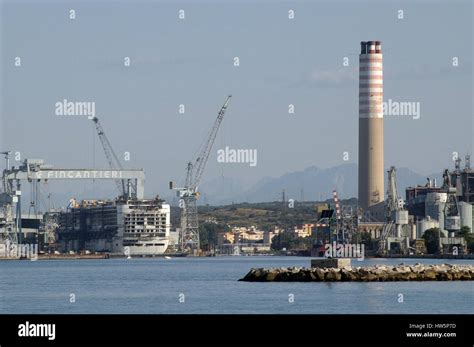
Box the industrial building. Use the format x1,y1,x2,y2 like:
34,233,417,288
406,155,474,240
456,155,474,204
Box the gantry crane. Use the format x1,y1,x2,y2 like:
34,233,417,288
92,117,136,199
171,95,232,253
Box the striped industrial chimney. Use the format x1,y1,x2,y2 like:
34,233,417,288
358,40,384,211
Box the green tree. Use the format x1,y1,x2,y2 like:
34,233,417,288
422,228,440,254
459,226,474,253
459,226,471,237
271,232,312,251
358,231,373,249
271,232,293,250
199,223,229,251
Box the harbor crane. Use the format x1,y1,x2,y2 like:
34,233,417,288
377,166,409,255
171,95,232,253
92,117,136,199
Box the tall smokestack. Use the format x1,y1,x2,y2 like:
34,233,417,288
358,40,384,211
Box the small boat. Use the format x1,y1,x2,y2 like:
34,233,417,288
164,256,171,260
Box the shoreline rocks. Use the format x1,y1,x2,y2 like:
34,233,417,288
239,263,474,282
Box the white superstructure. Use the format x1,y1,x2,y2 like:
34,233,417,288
58,198,171,256
119,200,171,256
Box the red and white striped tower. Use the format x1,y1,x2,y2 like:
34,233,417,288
332,190,341,220
358,40,384,211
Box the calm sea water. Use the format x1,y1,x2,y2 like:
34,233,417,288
0,257,472,314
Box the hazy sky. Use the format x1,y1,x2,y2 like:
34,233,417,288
1,0,472,203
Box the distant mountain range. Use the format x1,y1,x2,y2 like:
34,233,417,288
187,163,443,206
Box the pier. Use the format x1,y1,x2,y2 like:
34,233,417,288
240,263,474,282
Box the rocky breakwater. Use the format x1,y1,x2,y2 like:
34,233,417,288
239,263,474,282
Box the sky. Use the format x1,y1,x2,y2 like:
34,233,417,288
0,0,472,205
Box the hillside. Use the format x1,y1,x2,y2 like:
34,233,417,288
171,199,358,231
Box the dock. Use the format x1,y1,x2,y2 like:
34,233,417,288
239,263,474,282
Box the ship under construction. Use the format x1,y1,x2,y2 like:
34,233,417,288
57,197,171,256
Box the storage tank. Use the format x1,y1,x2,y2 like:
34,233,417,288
459,202,473,232
416,217,439,239
425,192,447,218
425,192,446,232
425,192,447,204
411,224,417,240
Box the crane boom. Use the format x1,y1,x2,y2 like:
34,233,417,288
191,95,232,190
377,166,409,255
92,116,127,198
173,95,232,253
